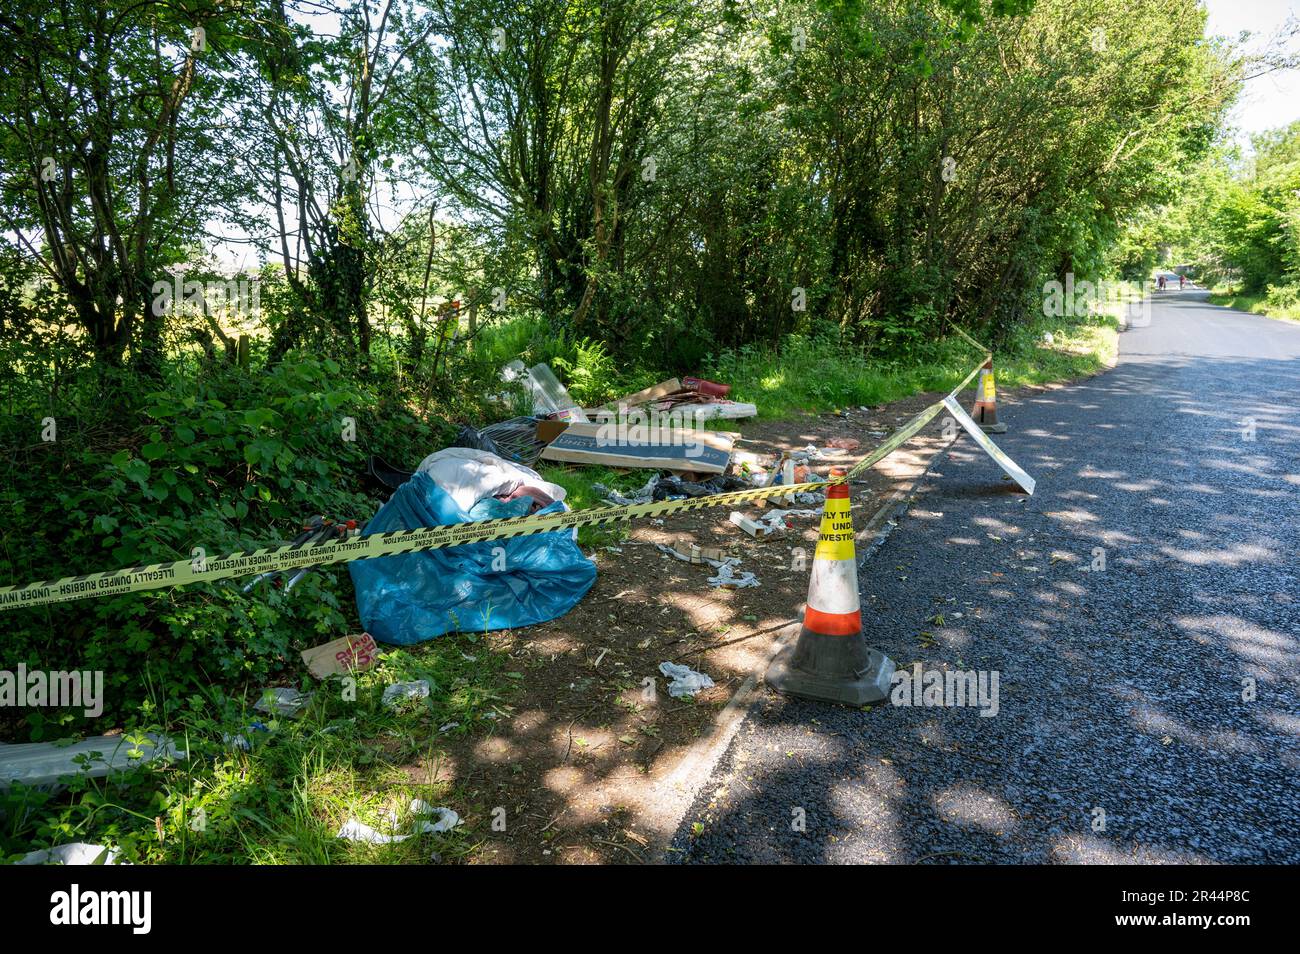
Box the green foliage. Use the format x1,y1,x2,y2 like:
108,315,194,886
0,354,440,734
551,338,620,407
1163,121,1300,293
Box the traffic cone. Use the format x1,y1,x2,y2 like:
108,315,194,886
972,358,1007,433
765,467,896,705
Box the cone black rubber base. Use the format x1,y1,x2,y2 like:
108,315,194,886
765,623,896,706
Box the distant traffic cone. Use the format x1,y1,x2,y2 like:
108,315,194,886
971,358,1007,433
765,467,896,705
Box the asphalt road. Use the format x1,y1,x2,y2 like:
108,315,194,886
669,289,1300,864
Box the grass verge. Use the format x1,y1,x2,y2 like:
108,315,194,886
1,634,515,864
1207,287,1300,322
706,310,1120,419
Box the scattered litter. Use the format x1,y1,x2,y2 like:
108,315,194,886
659,662,715,698
760,508,820,534
729,512,774,538
597,475,659,506
223,721,270,751
336,800,460,844
708,560,759,589
657,538,727,565
382,680,431,710
15,843,124,866
792,445,827,463
439,722,459,733
827,437,861,451
597,473,751,506
255,687,313,717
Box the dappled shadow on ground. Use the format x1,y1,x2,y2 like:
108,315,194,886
669,337,1300,864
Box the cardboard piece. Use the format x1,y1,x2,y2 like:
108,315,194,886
534,419,570,443
540,421,734,474
663,537,726,564
301,632,381,679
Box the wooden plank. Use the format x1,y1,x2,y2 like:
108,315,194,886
606,377,682,408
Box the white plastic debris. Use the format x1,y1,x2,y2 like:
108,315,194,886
0,734,182,791
596,475,659,506
335,800,460,844
729,511,774,537
15,842,124,865
708,559,759,589
760,508,820,534
255,687,313,717
659,662,715,699
382,680,431,710
409,800,460,833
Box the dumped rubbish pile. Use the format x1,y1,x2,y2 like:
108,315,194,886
269,361,852,647
349,447,596,646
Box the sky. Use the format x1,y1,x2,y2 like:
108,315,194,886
1204,0,1300,146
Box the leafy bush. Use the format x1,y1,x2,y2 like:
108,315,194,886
551,337,620,406
0,353,441,737
1264,282,1300,312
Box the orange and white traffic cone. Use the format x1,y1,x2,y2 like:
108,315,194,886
765,467,896,705
972,358,1007,434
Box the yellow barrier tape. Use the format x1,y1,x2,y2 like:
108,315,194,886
946,318,992,357
0,358,990,611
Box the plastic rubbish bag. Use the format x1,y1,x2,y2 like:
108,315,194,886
350,472,596,645
336,800,460,844
658,662,715,698
382,680,430,710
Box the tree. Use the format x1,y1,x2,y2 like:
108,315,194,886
0,0,240,374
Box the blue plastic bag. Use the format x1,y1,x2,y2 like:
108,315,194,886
350,472,597,645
